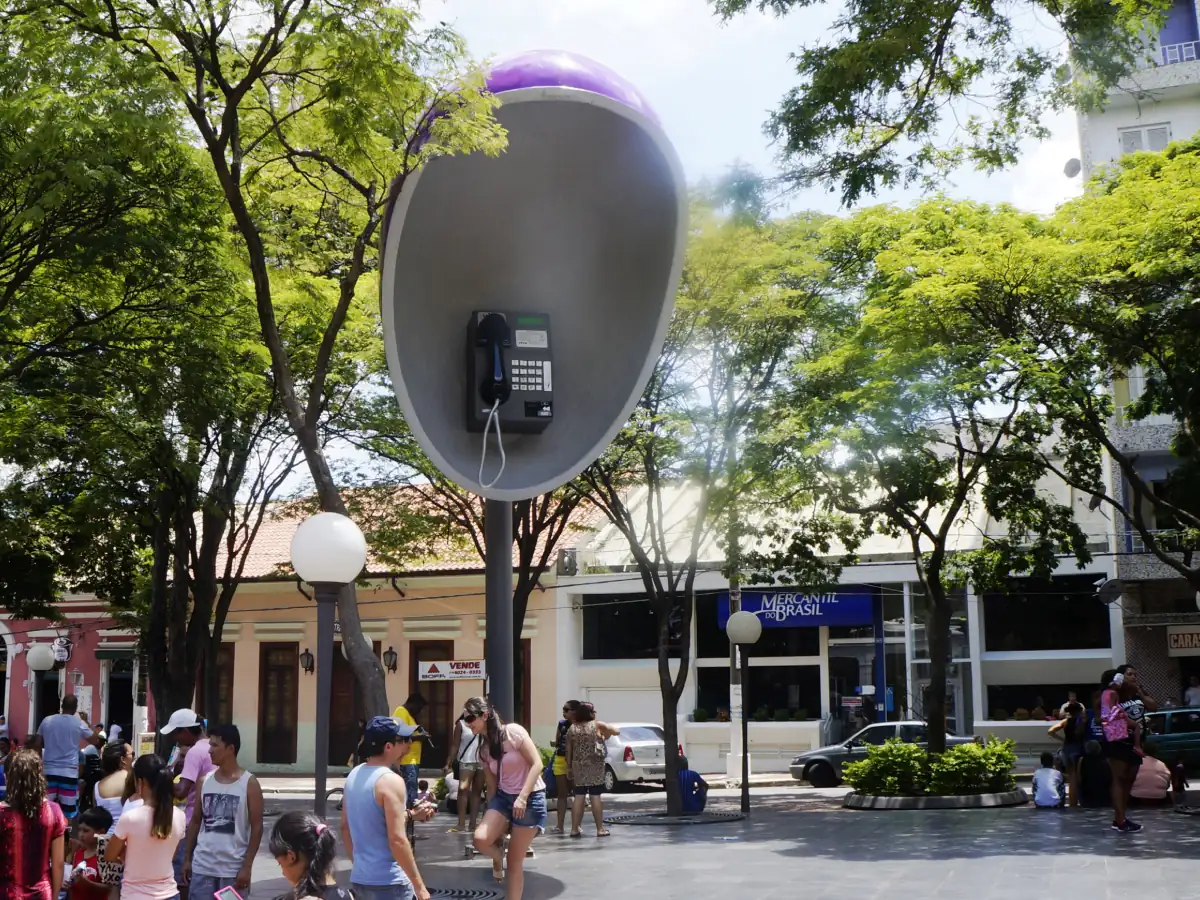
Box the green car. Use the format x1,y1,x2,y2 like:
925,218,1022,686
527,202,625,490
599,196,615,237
1143,707,1200,770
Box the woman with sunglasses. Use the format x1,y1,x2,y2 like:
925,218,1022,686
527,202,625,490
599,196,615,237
550,701,579,833
464,697,545,899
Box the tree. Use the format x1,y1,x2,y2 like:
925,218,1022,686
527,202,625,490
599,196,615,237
985,139,1200,591
0,21,225,386
40,0,506,713
712,0,1171,204
579,202,836,813
759,199,1093,752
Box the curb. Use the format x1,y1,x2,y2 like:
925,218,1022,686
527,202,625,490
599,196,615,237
843,788,1029,810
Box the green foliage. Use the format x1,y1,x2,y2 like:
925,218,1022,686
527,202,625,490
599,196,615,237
842,738,1016,796
538,746,555,769
434,776,449,802
712,0,1170,204
693,708,710,723
927,740,1017,795
842,739,928,796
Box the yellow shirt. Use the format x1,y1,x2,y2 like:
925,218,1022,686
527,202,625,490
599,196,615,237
393,706,421,766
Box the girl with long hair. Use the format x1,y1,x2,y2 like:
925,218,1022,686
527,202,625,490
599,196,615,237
464,696,546,900
0,748,68,900
95,740,133,831
269,810,350,900
106,754,186,900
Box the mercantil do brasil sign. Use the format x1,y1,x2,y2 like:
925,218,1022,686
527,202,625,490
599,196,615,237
717,591,874,628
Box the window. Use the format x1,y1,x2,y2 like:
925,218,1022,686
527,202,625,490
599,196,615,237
1170,711,1200,734
693,664,821,720
854,724,893,745
986,683,1097,719
1145,712,1167,736
899,724,928,743
1120,124,1171,155
912,588,970,660
582,593,681,660
695,594,728,658
618,726,665,742
983,575,1110,652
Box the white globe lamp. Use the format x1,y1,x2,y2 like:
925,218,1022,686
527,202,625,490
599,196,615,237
290,512,368,820
290,512,368,585
726,610,763,646
26,643,56,672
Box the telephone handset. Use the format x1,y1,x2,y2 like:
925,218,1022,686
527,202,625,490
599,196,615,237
467,310,553,434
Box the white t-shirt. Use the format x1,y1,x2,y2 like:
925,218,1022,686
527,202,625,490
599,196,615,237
1184,686,1200,707
1032,768,1064,807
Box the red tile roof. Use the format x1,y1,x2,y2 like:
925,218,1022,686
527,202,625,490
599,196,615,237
216,488,604,581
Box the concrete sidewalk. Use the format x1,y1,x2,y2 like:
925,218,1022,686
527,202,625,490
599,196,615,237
258,772,797,794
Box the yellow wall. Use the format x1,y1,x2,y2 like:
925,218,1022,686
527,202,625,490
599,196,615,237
220,577,561,773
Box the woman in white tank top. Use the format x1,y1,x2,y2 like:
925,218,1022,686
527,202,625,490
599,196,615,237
94,740,133,832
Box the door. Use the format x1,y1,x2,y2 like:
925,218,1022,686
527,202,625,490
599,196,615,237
37,669,62,721
195,645,235,727
107,658,135,741
329,641,380,767
409,641,455,758
258,643,298,764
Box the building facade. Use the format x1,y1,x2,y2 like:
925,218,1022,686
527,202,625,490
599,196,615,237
1074,0,1200,708
0,595,149,743
552,484,1123,773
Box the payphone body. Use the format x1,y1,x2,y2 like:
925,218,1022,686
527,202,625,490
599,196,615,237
466,310,554,434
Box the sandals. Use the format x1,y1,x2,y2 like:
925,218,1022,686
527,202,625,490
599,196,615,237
492,859,505,882
569,831,582,839
597,829,611,837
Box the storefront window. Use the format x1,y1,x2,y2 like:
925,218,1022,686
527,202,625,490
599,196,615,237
985,683,1095,720
911,587,970,661
582,593,682,659
983,575,1110,652
911,661,973,735
693,665,822,720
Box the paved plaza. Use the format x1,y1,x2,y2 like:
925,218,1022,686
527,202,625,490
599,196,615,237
247,787,1200,900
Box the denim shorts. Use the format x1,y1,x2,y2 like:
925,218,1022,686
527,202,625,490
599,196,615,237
190,873,241,900
352,883,414,900
173,841,188,887
488,788,546,831
396,764,420,808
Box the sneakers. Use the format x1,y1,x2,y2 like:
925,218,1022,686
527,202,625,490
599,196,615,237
1111,819,1144,833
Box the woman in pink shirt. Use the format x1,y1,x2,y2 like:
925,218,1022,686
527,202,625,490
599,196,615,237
1100,670,1144,833
106,754,186,900
465,696,546,899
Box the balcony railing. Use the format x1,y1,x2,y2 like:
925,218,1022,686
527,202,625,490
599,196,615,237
1130,528,1200,554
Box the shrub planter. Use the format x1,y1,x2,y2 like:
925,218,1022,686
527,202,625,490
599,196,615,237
844,788,1028,810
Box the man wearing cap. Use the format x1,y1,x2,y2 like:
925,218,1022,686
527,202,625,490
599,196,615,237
342,716,437,900
161,708,216,900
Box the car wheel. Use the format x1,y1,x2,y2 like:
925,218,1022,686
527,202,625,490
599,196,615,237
806,762,838,788
603,766,618,793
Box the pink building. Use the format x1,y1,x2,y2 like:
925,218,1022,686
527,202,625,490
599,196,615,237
0,595,151,744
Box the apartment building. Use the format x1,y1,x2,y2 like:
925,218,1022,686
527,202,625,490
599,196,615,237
1075,0,1200,706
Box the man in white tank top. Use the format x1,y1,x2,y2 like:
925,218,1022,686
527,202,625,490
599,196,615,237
183,724,264,898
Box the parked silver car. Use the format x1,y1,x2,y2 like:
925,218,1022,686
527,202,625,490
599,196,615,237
789,720,976,787
601,723,687,792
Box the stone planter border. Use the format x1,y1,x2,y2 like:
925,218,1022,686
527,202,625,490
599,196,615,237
844,788,1028,810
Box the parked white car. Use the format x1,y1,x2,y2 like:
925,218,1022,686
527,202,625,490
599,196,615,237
602,723,687,792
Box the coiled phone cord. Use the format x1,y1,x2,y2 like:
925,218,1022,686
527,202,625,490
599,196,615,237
478,399,507,490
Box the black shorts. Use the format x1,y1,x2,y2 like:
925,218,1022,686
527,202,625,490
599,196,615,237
573,783,603,797
1104,738,1143,767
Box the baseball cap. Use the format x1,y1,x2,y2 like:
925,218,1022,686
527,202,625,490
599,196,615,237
363,715,422,745
159,708,203,735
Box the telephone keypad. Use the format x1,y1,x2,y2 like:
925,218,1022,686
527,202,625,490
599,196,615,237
512,358,551,393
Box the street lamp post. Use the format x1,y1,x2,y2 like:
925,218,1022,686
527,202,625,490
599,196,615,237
290,513,368,818
725,610,762,815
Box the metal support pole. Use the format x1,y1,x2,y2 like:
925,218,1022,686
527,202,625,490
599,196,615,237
740,646,750,815
727,586,742,780
313,583,339,818
484,499,515,722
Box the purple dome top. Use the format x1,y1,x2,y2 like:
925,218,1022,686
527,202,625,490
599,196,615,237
485,50,659,125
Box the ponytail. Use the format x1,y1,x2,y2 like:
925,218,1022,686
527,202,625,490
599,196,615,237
133,754,176,839
269,811,337,900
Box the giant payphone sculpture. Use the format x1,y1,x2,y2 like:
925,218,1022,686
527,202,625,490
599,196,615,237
380,51,688,718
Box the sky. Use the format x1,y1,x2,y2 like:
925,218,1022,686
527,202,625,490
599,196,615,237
422,0,1086,215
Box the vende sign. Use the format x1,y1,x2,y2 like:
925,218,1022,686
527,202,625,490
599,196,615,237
1167,626,1200,657
418,659,486,681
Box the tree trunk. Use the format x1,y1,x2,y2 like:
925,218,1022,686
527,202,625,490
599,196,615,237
658,611,684,817
924,580,951,755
